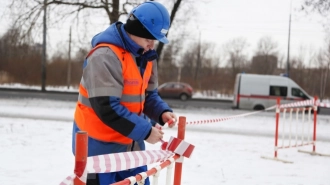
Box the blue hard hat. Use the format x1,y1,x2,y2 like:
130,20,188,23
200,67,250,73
130,1,170,44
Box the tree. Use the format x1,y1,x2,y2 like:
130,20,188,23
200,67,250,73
317,36,330,100
302,0,330,29
47,47,85,87
250,36,279,75
158,40,180,84
0,27,42,84
9,0,140,36
250,55,278,75
302,0,330,17
223,37,249,78
8,0,183,61
289,56,307,93
177,40,216,90
255,36,278,56
155,0,182,62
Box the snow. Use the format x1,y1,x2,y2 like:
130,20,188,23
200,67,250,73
0,97,330,185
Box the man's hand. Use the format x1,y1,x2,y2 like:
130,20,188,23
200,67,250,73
161,112,177,128
145,127,164,144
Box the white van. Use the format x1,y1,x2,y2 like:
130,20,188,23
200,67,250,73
233,73,313,110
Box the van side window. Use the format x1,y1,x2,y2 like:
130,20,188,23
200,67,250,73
292,88,309,99
270,86,287,96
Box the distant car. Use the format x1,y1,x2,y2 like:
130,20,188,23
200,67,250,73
157,82,193,101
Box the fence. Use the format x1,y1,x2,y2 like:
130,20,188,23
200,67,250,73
60,116,194,185
60,98,330,184
261,97,330,163
112,117,191,185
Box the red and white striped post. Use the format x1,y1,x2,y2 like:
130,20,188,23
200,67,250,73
173,116,186,185
312,96,318,152
74,131,88,185
274,98,281,158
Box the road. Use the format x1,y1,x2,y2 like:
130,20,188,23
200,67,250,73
0,88,329,115
0,88,78,101
0,88,232,108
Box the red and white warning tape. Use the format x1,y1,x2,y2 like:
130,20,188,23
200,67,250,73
60,134,195,185
86,150,172,173
277,99,330,108
279,99,314,108
184,99,329,126
317,102,330,108
165,136,194,158
185,106,275,125
60,150,173,185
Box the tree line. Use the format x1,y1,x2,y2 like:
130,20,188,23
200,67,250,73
1,0,329,100
0,27,329,100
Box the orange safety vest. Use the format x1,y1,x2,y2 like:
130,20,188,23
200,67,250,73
74,43,153,144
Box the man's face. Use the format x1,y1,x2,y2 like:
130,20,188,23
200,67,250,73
129,34,155,53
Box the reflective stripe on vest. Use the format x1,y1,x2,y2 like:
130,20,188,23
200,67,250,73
74,43,153,143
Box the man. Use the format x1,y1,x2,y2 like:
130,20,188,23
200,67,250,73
71,1,177,185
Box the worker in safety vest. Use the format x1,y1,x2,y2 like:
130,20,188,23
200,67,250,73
71,1,177,185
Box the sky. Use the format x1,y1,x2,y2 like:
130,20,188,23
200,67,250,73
0,97,330,185
189,0,329,60
0,0,329,65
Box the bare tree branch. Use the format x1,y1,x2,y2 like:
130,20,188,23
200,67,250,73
303,0,330,17
7,0,185,66
223,37,249,77
156,0,183,63
255,36,278,56
301,0,330,29
8,0,141,39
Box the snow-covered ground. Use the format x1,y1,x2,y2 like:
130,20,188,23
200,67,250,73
0,97,330,185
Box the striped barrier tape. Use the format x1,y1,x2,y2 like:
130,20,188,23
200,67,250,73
279,99,314,108
278,99,329,108
60,136,195,185
183,99,327,126
185,106,276,125
111,137,195,185
317,102,330,108
165,136,194,158
60,150,173,185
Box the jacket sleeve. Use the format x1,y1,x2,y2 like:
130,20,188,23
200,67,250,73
89,96,151,141
143,89,172,125
143,59,173,125
84,47,152,141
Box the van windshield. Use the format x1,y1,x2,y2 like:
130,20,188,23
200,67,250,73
291,88,309,99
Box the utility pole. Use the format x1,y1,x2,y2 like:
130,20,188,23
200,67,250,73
195,31,201,88
41,0,47,91
286,0,292,77
67,26,72,89
177,66,181,82
321,62,330,101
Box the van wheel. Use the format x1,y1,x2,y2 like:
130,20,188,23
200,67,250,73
253,105,265,110
179,93,188,101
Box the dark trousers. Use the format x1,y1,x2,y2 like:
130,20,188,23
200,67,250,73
86,165,150,185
